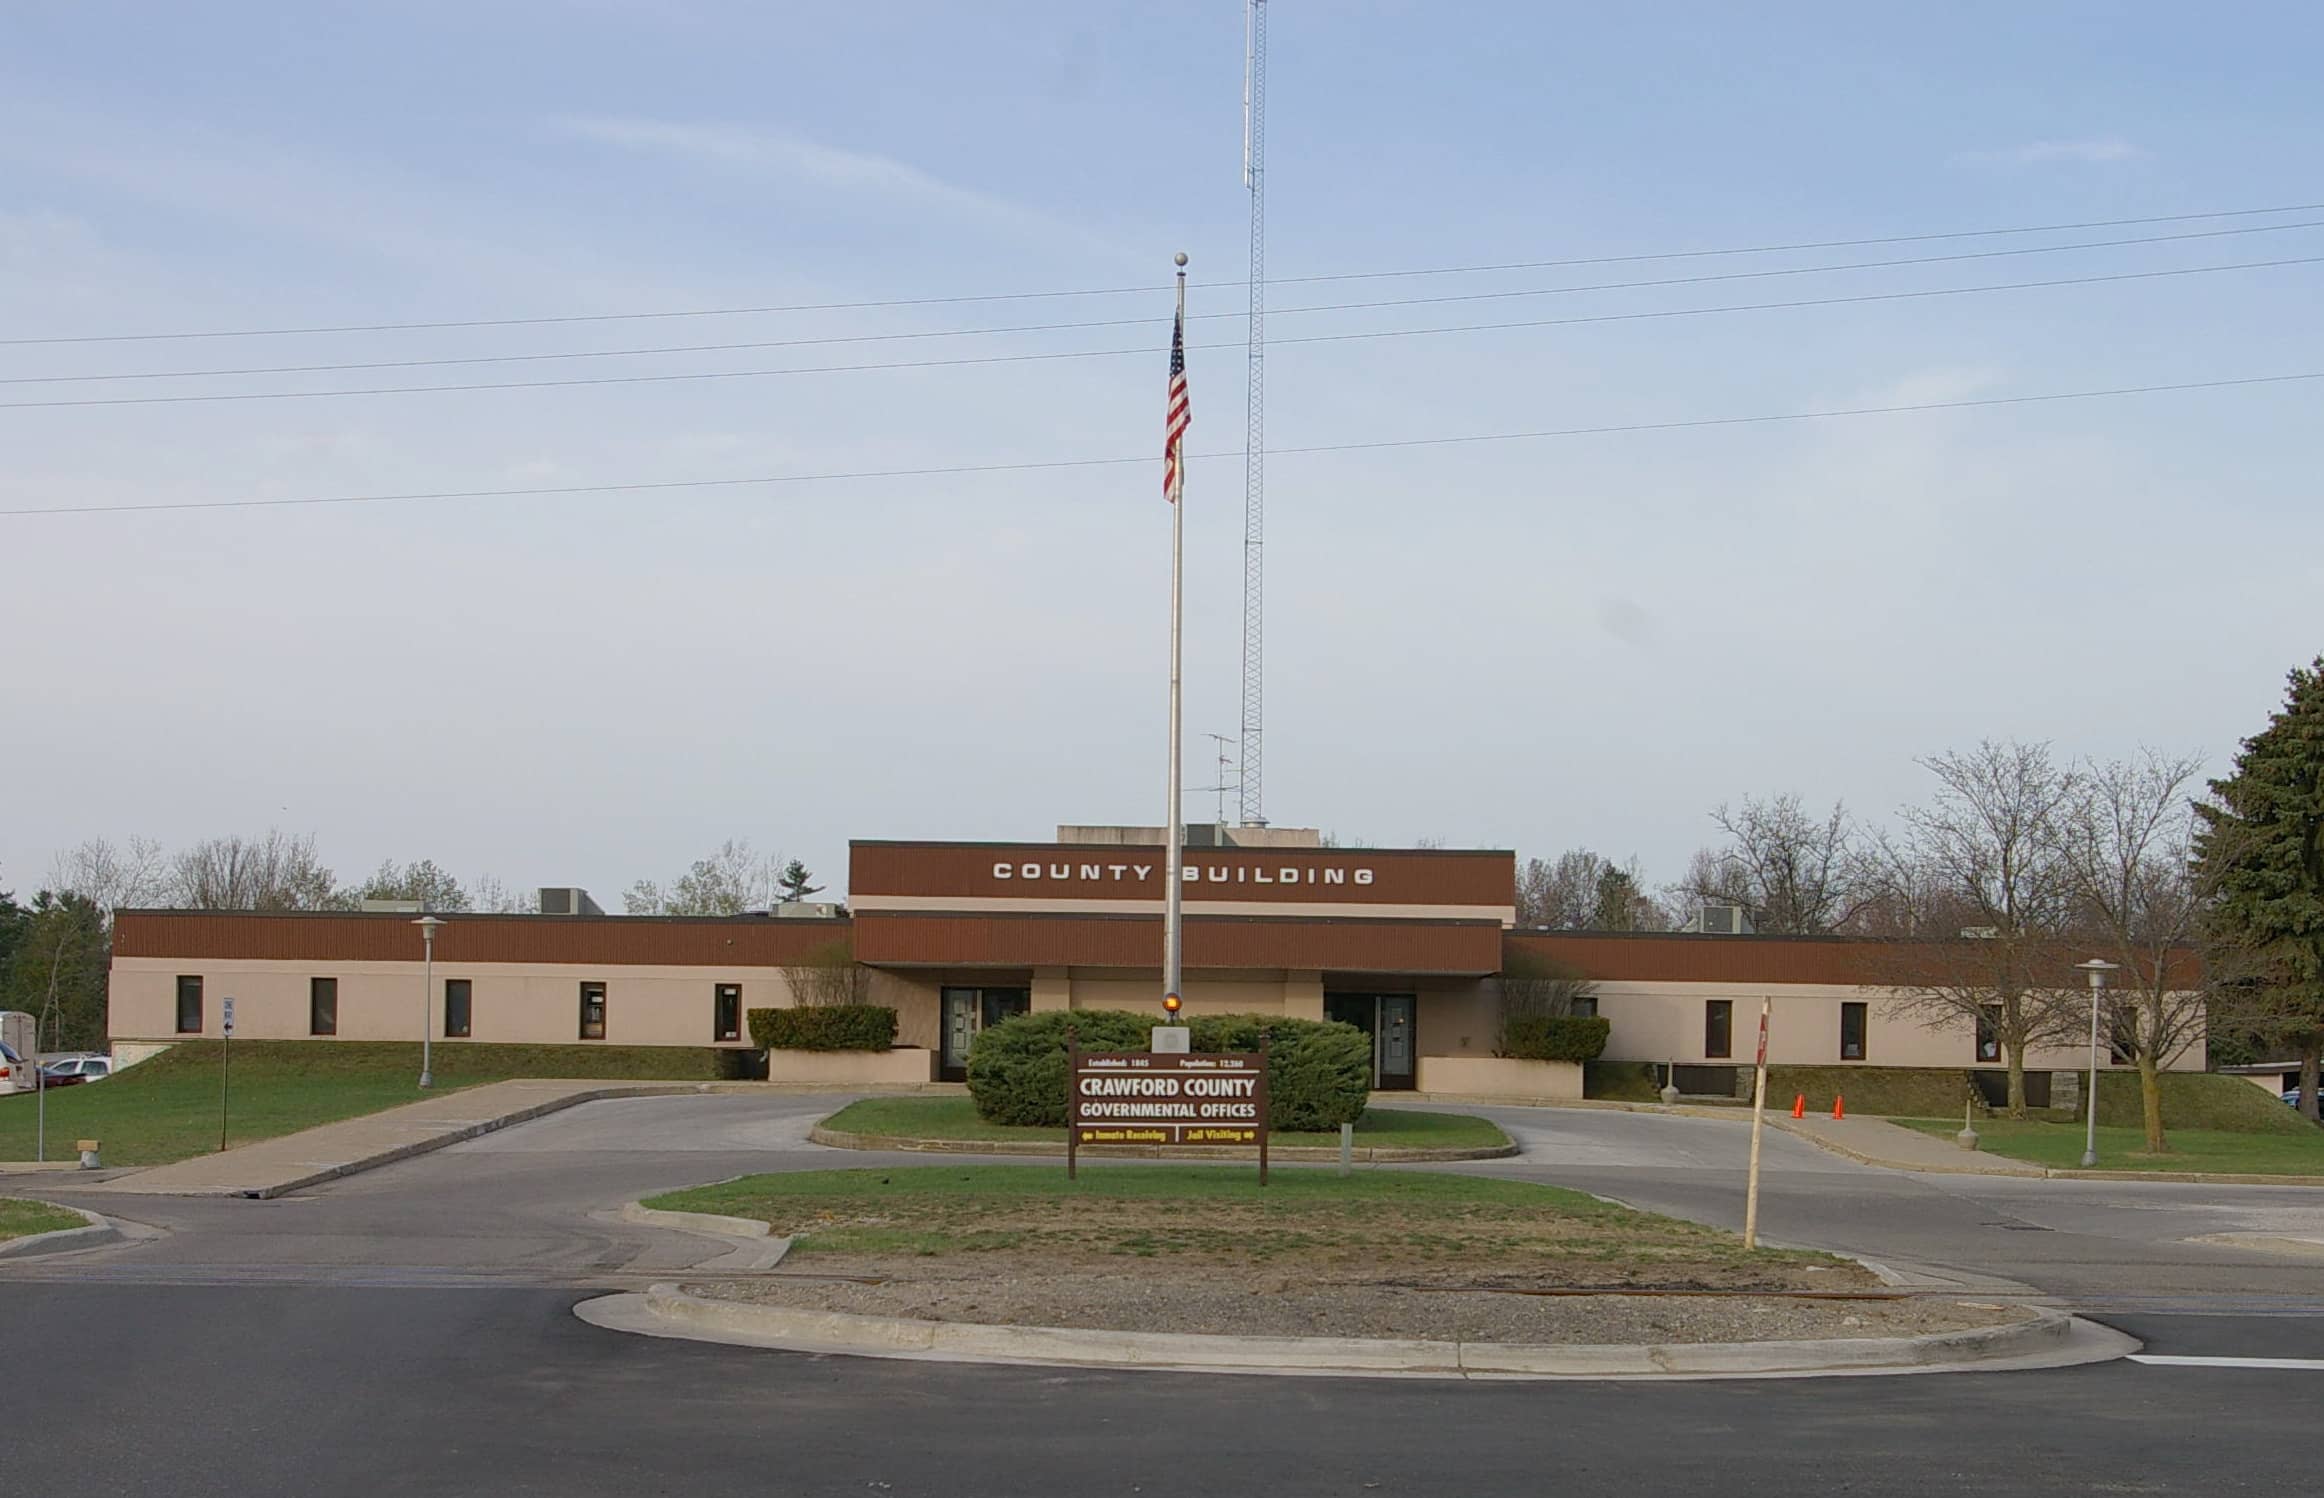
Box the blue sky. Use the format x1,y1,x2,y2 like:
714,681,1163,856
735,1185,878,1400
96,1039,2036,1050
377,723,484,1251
5,2,2322,903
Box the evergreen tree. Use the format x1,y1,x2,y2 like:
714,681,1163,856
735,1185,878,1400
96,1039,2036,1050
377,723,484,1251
6,892,108,1054
776,859,824,906
2195,656,2324,1122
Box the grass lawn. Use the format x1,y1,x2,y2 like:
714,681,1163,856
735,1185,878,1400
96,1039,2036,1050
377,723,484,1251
647,1164,1823,1278
0,1040,741,1167
1897,1117,2324,1175
819,1095,1510,1151
0,1197,85,1242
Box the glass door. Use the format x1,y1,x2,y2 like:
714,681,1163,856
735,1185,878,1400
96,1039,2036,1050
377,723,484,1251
1377,994,1416,1089
941,987,978,1080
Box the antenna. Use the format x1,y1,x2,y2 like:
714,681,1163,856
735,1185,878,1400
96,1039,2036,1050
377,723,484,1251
1202,732,1241,826
1239,0,1268,828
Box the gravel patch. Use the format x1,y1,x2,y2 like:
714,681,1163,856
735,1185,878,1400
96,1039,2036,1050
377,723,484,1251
687,1259,2031,1345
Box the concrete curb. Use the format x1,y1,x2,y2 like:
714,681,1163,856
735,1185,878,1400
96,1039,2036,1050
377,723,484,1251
1768,1119,2047,1178
601,1283,2120,1381
0,1201,121,1260
804,1124,1518,1164
618,1200,772,1239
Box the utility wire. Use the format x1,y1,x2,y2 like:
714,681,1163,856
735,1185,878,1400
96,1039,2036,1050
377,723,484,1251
5,200,2321,348
7,369,2317,519
14,218,2318,388
3,254,2314,412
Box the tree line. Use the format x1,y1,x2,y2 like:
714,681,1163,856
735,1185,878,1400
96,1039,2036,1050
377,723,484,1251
0,833,827,1057
1511,658,2324,1150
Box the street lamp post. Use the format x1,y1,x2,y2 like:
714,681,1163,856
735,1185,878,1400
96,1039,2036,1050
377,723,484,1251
2074,958,2119,1169
414,916,445,1090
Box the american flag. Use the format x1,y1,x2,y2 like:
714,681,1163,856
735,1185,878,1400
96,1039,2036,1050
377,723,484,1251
1163,302,1190,503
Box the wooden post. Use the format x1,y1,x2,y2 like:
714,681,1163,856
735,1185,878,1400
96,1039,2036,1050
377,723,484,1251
1257,1031,1271,1188
1065,1027,1079,1182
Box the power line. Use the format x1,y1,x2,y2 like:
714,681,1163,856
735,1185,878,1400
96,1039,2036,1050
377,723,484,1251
5,200,2321,348
14,217,2316,388
7,368,2316,520
4,254,2314,413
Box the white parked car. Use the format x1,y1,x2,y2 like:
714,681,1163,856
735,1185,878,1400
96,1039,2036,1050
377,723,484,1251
0,1041,35,1095
41,1055,112,1086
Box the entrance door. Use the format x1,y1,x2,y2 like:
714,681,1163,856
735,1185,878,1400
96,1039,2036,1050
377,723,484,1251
941,988,978,1080
940,986,1031,1081
1377,994,1416,1090
1323,992,1418,1091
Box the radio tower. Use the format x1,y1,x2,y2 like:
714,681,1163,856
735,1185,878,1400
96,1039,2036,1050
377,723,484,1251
1238,0,1268,827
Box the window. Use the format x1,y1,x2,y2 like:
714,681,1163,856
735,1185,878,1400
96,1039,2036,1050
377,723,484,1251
1975,1006,2001,1064
176,975,204,1034
1569,995,1599,1020
444,979,472,1040
310,977,338,1037
579,981,607,1040
1839,1001,1867,1061
714,983,742,1043
1704,1000,1733,1060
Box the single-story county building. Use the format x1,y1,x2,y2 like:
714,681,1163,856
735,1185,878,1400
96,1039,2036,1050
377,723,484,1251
106,825,2205,1091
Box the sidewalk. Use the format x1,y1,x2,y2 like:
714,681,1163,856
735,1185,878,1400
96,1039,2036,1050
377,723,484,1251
1773,1113,2046,1177
64,1079,715,1198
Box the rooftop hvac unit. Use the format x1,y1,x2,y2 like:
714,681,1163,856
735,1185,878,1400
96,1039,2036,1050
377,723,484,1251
537,887,605,917
773,901,844,920
1691,902,1755,936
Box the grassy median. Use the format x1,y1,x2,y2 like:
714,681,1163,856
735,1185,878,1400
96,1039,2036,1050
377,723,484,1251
0,1197,85,1242
817,1096,1509,1152
1898,1117,2324,1175
647,1163,1827,1281
0,1040,741,1166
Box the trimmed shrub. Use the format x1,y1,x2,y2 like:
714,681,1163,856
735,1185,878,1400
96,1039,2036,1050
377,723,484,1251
1499,1015,1611,1063
1185,1013,1370,1131
965,1009,1371,1131
966,1010,1154,1126
748,1005,897,1053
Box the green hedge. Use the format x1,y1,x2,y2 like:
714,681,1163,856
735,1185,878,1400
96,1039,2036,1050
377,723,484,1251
747,1005,897,1052
965,1009,1371,1132
1500,1015,1611,1063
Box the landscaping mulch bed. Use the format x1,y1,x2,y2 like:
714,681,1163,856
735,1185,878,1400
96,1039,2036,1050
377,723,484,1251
687,1261,2029,1345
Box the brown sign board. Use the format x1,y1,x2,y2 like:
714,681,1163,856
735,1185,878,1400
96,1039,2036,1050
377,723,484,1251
1070,1051,1268,1147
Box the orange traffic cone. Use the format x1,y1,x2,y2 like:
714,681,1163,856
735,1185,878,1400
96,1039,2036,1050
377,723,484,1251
1831,1094,1846,1120
1790,1094,1805,1119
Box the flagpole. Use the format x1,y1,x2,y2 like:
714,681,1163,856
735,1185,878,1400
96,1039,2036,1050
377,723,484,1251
1164,252,1188,1011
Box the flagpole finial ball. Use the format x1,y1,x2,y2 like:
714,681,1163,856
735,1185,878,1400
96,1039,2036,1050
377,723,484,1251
1174,251,1188,267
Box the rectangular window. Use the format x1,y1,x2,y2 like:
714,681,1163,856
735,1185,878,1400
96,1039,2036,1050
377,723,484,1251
1839,1001,1867,1061
1704,1000,1733,1060
713,983,742,1043
579,981,607,1041
444,979,472,1040
1569,995,1599,1020
1975,1006,2001,1063
309,977,339,1037
176,975,203,1034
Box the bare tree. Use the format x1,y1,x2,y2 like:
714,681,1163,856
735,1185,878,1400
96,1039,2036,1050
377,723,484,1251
626,840,773,916
355,858,471,912
1496,950,1599,1053
1674,795,1871,934
47,835,172,914
783,939,872,1007
468,874,535,915
2056,750,2209,1152
1518,849,1665,929
171,831,343,911
1871,742,2083,1115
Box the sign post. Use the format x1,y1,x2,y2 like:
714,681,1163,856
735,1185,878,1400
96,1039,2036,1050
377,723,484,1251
1742,997,1770,1249
218,996,236,1154
1071,1049,1270,1185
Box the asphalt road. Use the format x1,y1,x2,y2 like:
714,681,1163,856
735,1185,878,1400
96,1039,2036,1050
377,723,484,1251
8,1094,2324,1496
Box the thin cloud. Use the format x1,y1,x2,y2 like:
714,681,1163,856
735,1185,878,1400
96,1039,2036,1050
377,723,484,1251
552,116,1123,255
1957,137,2143,167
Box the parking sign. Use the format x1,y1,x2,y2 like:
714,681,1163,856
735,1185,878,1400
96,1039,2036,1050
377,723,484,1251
222,997,236,1036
